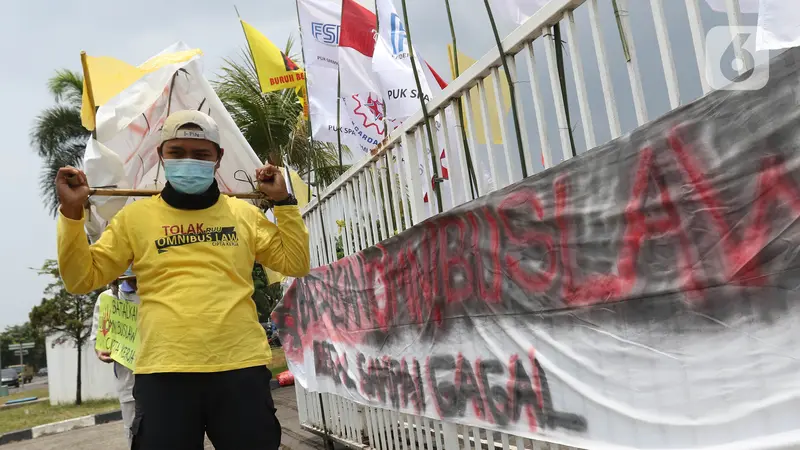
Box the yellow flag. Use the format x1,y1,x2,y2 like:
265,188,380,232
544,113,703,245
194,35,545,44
264,168,311,285
81,49,202,130
447,45,510,145
241,20,305,93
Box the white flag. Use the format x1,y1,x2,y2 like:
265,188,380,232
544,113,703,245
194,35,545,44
705,0,759,13
339,0,388,157
490,0,550,25
373,0,434,121
298,0,348,146
88,42,264,220
756,0,800,51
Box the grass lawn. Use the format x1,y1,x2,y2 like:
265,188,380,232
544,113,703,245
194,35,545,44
2,387,49,404
269,347,288,375
0,349,290,435
0,399,119,434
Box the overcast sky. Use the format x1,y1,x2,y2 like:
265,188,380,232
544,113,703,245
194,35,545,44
0,0,757,329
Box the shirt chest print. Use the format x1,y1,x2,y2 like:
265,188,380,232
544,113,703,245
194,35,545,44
155,222,240,253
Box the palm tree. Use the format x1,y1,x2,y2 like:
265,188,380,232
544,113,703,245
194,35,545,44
213,41,348,187
30,70,90,217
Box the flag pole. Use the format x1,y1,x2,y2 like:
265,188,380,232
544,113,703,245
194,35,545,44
442,0,479,200
553,24,577,158
398,0,444,213
67,52,98,196
337,72,343,170
481,0,529,178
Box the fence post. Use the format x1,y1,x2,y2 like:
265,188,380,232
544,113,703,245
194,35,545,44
441,422,460,449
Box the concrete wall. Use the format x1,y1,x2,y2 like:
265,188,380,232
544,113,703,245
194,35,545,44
45,333,116,405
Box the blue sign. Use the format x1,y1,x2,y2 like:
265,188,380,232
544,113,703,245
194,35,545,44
390,13,407,55
311,22,340,45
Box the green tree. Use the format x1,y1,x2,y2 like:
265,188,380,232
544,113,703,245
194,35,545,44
29,260,103,405
30,70,90,217
251,264,284,322
0,323,46,371
214,44,349,187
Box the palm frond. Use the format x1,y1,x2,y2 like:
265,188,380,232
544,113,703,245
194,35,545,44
48,70,84,108
30,105,88,160
38,142,86,217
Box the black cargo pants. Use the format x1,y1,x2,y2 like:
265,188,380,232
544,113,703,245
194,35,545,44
131,365,281,450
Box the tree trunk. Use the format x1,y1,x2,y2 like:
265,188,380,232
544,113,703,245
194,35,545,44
75,340,82,405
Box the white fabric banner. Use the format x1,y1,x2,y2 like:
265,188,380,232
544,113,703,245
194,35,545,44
756,0,800,51
85,42,264,221
297,0,350,146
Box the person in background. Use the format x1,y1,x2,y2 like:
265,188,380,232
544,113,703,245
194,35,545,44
89,267,139,448
55,110,309,450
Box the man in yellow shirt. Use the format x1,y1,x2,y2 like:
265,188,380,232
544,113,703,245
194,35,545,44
55,110,309,450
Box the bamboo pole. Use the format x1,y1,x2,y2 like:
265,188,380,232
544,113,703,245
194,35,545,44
443,0,479,200
399,0,444,213
553,24,578,158
86,188,266,199
481,0,528,178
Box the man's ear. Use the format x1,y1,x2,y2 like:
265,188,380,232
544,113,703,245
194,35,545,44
157,145,164,164
216,147,224,170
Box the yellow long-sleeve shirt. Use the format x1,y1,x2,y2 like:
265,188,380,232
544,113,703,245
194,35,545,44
57,194,309,374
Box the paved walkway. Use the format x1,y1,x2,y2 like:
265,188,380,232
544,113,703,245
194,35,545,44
2,387,326,450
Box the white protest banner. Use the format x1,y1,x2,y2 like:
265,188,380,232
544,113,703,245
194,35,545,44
276,46,800,450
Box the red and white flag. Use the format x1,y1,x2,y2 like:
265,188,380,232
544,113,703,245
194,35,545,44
338,0,389,156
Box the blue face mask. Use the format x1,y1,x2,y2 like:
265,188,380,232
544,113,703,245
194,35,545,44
120,280,136,294
163,159,216,194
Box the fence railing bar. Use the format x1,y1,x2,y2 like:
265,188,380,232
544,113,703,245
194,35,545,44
684,0,710,94
344,182,359,253
353,175,370,249
477,77,501,190
462,88,487,195
617,0,649,125
651,0,681,108
587,0,622,139
564,9,597,149
438,107,460,208
490,66,515,187
724,0,749,75
506,55,535,179
543,27,574,164
401,130,424,227
523,39,554,170
416,127,436,220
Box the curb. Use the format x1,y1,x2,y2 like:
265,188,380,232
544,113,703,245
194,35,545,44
0,409,122,446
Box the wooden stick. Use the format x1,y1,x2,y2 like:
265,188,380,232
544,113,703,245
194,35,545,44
88,188,265,199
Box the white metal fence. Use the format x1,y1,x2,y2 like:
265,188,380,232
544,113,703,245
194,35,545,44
295,0,759,448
